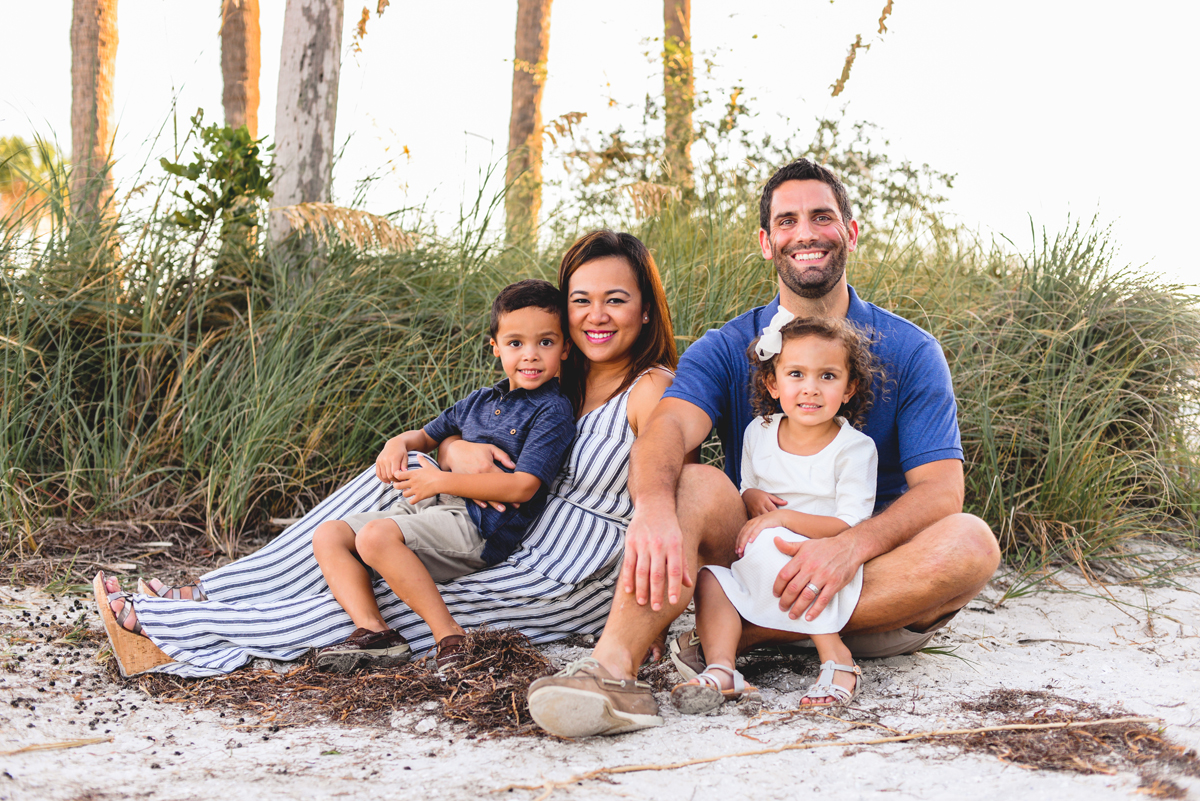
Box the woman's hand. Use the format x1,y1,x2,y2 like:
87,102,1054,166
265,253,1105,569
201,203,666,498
438,438,517,512
742,488,785,518
736,510,794,557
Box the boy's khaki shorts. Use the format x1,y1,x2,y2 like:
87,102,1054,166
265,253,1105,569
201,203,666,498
341,494,488,583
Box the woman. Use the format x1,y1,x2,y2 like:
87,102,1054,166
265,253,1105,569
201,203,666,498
96,230,679,677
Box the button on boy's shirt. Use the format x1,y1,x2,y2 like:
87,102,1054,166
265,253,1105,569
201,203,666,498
663,286,962,511
423,377,575,565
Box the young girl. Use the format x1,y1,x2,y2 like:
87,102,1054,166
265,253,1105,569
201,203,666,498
671,312,880,714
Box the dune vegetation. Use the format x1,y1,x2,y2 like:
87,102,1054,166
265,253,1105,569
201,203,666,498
2,121,1197,580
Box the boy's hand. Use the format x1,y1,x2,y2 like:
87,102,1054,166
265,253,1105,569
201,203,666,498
375,437,410,483
742,488,785,518
736,510,794,557
392,455,443,504
438,440,517,512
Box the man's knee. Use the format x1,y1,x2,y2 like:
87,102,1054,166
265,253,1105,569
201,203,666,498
942,513,1000,574
678,464,744,566
906,512,1000,586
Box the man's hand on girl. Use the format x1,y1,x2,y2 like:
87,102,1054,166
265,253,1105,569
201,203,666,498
771,535,862,621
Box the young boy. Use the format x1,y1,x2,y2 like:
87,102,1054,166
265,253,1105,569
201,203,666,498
311,279,575,673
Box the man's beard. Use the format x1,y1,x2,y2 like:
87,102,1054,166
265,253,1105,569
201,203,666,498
773,236,848,300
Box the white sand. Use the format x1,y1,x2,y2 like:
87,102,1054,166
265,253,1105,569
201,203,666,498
2,561,1198,801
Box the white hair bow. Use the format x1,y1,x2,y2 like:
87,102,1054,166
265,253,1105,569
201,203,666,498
754,307,796,361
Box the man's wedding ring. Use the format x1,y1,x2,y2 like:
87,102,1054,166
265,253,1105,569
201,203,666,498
806,582,821,595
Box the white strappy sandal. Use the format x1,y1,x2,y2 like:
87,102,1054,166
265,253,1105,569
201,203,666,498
801,660,862,708
670,663,757,715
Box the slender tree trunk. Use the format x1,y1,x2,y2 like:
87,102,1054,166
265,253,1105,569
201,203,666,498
505,0,553,247
271,0,344,242
221,0,261,138
70,0,118,219
663,0,693,193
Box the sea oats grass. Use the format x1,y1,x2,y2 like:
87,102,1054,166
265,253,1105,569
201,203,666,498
3,158,1198,578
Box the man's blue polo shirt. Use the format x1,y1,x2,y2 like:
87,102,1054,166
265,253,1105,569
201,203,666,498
423,377,575,564
663,286,962,510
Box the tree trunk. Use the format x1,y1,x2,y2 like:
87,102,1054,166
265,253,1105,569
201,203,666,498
662,0,693,193
221,0,261,138
505,0,553,247
70,0,118,219
270,0,344,242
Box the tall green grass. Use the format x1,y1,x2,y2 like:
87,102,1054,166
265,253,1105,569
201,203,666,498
3,164,1198,570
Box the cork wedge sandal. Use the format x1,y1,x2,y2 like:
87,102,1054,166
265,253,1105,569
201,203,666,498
93,573,176,677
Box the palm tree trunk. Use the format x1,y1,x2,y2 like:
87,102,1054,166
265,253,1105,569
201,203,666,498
663,0,693,193
70,0,118,219
221,0,261,138
505,0,553,247
271,0,344,242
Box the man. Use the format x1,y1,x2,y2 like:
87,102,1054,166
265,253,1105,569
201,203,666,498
527,159,1000,737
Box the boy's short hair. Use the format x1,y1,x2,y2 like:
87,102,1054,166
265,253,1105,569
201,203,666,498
489,279,565,338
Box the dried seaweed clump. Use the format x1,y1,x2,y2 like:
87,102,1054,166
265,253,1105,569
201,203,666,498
124,627,554,737
952,688,1199,792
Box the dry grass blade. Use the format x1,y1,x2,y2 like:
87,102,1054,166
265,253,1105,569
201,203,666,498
623,181,681,219
275,202,416,251
0,736,112,755
495,716,1169,800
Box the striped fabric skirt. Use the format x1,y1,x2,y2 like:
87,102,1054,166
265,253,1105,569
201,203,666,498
134,465,625,677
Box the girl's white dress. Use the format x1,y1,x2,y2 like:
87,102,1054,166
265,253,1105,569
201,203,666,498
704,414,878,634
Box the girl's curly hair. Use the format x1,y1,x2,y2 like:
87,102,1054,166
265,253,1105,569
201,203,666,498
747,316,882,429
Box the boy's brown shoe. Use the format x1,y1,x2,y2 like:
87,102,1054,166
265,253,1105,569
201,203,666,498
434,634,467,673
315,627,411,673
527,657,662,737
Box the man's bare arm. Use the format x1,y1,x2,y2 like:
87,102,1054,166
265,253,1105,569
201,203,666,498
624,397,715,610
773,458,965,620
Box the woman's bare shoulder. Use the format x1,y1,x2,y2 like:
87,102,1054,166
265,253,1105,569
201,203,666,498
636,364,675,389
626,365,675,435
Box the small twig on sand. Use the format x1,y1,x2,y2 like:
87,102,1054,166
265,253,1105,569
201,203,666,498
0,736,113,756
494,717,1158,800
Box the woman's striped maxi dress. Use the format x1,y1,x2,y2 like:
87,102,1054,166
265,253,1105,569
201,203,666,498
134,375,650,677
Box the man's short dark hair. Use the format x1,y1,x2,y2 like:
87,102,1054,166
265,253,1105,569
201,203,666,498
489,279,564,338
759,158,854,232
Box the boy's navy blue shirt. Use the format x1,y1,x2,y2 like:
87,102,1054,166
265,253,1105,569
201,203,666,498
663,286,962,511
423,377,575,565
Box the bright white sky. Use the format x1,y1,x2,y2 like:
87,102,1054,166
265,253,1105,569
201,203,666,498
3,1,1198,285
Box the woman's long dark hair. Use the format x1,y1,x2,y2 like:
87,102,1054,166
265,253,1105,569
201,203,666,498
557,230,678,413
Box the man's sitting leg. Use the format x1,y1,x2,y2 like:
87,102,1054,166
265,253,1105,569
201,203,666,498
527,464,744,737
744,512,998,658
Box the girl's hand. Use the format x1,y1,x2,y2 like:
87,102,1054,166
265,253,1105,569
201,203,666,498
392,455,444,504
742,488,786,518
736,510,794,557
